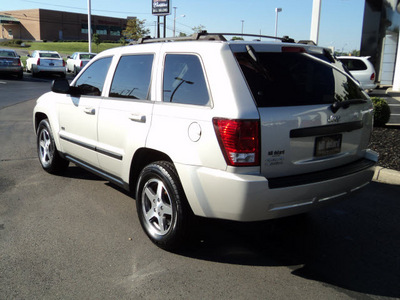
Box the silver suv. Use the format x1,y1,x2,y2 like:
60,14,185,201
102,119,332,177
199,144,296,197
33,32,378,250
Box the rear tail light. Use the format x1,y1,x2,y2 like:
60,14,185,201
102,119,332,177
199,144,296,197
17,58,21,66
213,118,260,166
370,73,375,81
80,61,83,67
62,60,66,67
37,58,40,66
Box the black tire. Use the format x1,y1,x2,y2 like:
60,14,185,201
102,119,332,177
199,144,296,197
73,66,77,76
36,119,69,174
17,71,23,80
136,161,192,251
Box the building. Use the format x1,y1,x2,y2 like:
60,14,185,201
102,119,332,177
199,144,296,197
360,0,400,88
0,9,127,42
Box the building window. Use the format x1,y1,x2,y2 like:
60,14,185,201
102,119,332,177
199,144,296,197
110,27,121,36
81,24,93,34
96,25,108,35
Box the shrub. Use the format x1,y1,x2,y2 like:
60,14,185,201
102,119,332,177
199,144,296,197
371,97,391,127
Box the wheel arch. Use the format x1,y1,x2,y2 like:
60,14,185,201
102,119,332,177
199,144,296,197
129,148,172,194
34,112,48,133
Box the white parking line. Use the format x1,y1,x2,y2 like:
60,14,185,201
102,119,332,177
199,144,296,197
389,104,400,106
0,81,7,84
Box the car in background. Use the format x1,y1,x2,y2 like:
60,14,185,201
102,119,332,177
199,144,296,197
337,56,377,91
26,50,66,78
66,52,96,75
0,49,23,79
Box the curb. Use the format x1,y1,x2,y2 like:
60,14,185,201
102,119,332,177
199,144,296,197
373,167,400,185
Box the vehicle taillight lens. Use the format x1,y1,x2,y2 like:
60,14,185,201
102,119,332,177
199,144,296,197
80,61,83,67
62,60,66,67
37,58,40,65
370,73,375,81
213,118,260,166
282,46,306,53
17,58,21,66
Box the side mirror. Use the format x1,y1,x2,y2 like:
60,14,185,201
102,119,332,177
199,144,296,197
52,78,70,94
51,78,81,96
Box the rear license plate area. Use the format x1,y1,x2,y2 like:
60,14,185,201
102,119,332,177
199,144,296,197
314,134,342,157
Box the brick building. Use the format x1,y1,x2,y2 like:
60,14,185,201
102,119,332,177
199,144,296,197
0,9,127,41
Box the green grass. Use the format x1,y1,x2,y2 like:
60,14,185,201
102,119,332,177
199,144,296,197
1,41,124,66
25,41,122,55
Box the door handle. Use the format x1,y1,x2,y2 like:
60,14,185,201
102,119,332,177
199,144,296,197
129,114,146,123
84,107,95,115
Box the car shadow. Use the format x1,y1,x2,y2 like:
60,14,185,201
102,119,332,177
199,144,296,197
58,165,400,298
177,182,400,298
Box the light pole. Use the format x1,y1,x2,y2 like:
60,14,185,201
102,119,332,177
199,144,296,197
275,7,282,37
88,0,92,52
173,7,185,37
241,20,244,35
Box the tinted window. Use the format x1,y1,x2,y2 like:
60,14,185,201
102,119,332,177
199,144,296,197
235,52,366,107
39,53,60,58
0,50,16,57
74,57,112,96
110,55,153,100
163,54,210,106
339,58,367,71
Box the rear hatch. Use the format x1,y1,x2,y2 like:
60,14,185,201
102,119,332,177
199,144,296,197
39,53,64,67
231,43,374,179
0,55,20,67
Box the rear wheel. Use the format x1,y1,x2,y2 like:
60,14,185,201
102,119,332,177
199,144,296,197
136,161,191,251
37,119,69,174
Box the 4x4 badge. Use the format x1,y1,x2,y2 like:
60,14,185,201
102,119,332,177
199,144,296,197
328,115,340,123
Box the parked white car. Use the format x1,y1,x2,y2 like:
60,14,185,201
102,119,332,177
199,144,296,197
337,56,377,90
66,52,96,75
33,32,378,250
26,50,66,77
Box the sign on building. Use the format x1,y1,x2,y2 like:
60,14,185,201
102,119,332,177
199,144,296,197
152,0,170,16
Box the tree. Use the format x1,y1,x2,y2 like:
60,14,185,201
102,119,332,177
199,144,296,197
92,33,101,52
122,18,150,41
192,25,206,33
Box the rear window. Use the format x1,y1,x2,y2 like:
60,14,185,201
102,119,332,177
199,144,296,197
235,52,366,107
39,53,60,58
339,58,367,71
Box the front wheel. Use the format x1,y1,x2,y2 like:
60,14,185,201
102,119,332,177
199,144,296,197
37,119,69,174
136,161,192,251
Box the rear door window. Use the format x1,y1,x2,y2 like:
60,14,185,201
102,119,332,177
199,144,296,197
235,52,366,107
163,54,210,106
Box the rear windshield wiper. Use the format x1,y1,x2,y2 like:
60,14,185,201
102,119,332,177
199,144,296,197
330,99,368,113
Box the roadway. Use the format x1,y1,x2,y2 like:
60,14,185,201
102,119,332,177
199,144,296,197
0,76,399,299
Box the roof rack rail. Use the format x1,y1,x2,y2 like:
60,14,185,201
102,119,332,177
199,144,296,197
131,31,295,44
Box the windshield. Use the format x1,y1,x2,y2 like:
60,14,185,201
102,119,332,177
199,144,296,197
234,52,366,107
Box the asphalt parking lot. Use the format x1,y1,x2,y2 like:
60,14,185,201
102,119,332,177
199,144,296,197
1,78,399,299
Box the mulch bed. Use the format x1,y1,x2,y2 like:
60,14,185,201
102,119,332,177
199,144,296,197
370,126,400,171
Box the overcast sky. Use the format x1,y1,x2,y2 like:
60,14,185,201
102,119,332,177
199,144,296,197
1,0,366,52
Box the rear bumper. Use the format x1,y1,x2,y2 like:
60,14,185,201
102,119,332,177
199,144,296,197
33,65,66,74
177,151,378,222
360,82,377,90
0,66,23,74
